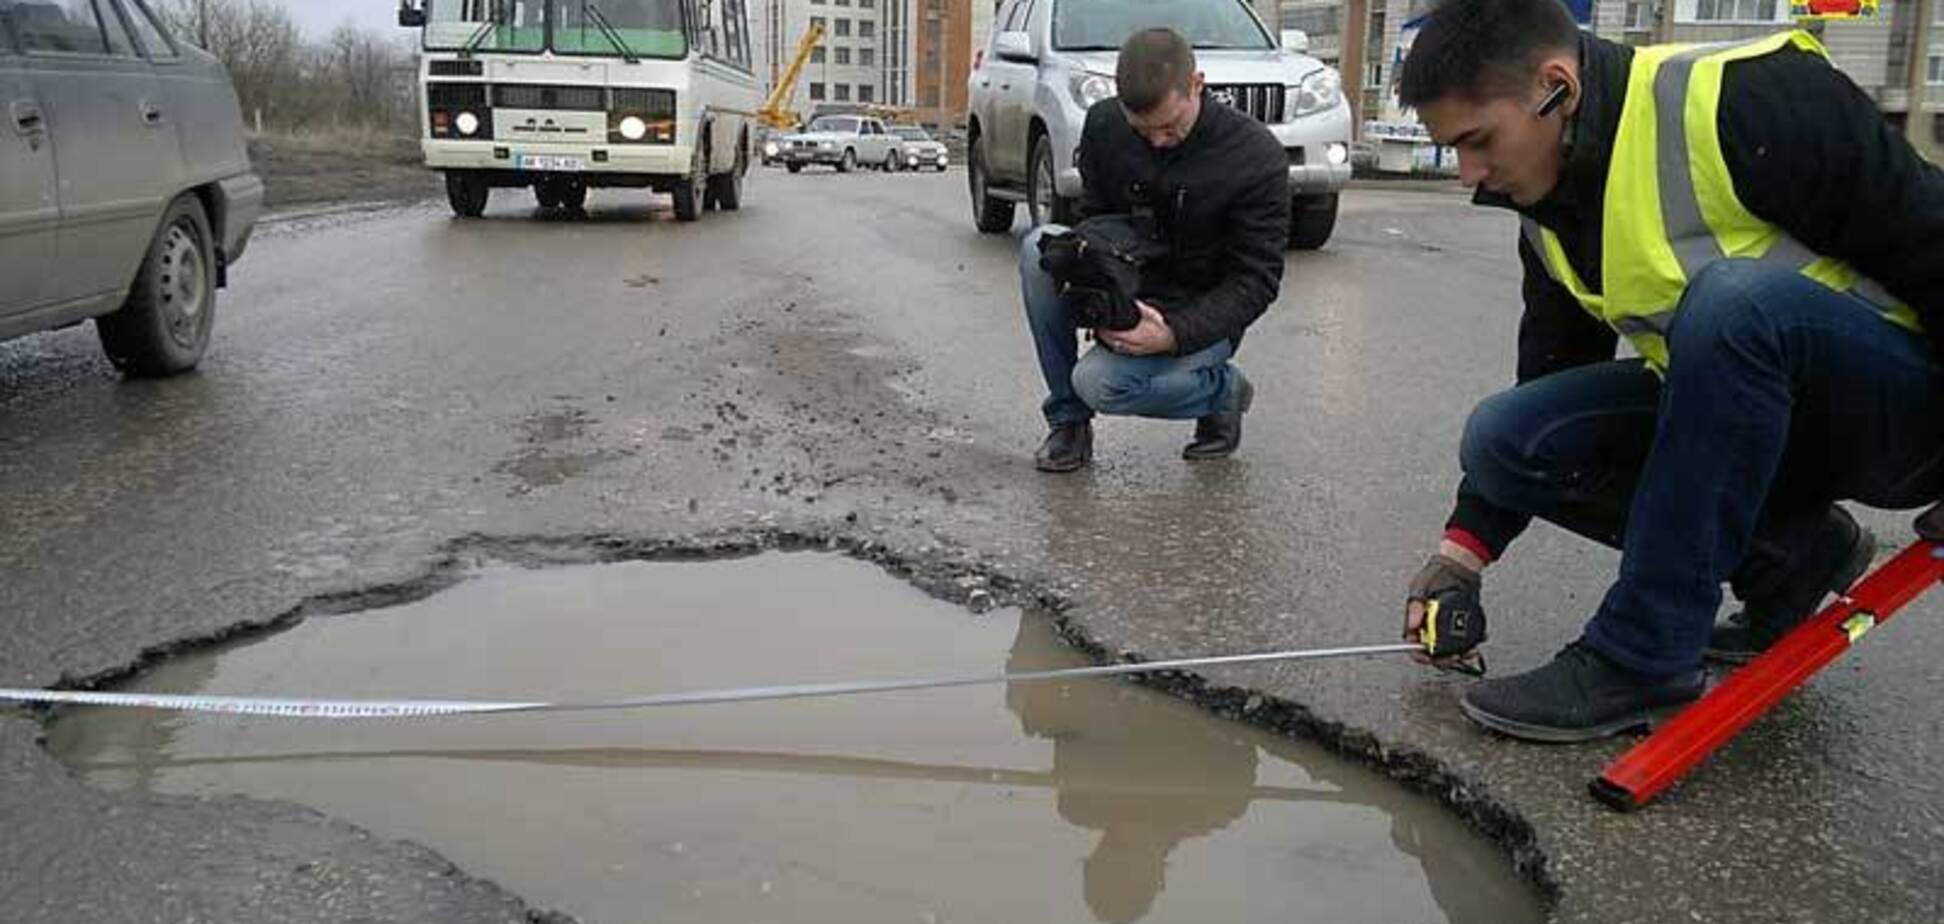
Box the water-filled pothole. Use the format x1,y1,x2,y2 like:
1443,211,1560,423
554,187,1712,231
46,553,1543,924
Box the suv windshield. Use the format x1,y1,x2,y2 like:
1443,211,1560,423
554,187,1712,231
1051,0,1271,51
808,116,861,133
892,127,932,141
421,0,687,57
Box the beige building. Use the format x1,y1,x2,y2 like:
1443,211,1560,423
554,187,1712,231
1255,0,1942,152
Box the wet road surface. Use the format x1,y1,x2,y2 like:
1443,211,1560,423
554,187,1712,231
2,169,1940,923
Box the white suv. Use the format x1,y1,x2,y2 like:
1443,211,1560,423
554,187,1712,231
965,0,1352,249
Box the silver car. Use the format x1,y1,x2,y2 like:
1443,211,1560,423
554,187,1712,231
890,125,949,172
965,0,1352,248
1,0,261,376
777,114,904,174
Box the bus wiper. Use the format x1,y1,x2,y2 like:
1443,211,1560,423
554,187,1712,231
458,19,496,57
584,3,640,64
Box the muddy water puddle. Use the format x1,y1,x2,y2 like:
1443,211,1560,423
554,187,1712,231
46,553,1542,924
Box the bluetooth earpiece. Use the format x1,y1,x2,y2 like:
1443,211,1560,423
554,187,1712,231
1534,82,1571,118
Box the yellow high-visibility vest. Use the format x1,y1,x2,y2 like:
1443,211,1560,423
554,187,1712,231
1523,30,1920,372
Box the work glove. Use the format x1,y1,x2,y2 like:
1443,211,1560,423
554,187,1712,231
1404,555,1488,675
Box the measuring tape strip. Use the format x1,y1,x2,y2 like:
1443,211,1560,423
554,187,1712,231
0,642,1428,721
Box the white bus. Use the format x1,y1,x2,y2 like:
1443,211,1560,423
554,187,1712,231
398,0,760,221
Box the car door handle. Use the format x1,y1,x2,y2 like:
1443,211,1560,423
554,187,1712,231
11,101,43,135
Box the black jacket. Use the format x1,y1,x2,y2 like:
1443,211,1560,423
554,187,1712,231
1449,32,1944,559
1074,91,1291,356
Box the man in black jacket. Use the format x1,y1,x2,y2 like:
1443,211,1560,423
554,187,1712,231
1023,28,1289,472
1395,0,1944,741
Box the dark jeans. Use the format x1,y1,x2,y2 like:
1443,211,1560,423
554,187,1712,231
1461,259,1944,675
1022,225,1241,427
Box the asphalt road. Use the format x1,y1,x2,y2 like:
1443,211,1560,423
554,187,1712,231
2,169,1939,923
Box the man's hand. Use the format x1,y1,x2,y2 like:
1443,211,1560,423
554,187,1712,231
1404,541,1487,672
1097,301,1177,356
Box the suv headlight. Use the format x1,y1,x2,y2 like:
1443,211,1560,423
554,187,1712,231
1288,68,1343,119
1070,72,1117,110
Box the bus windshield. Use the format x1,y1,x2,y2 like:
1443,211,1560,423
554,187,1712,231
552,0,687,57
421,0,687,58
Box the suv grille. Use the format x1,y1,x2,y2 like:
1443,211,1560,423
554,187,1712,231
1209,84,1285,124
493,84,607,111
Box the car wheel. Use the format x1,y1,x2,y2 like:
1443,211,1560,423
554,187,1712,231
837,149,856,173
1028,135,1075,228
787,162,803,174
1288,193,1339,250
969,137,1016,234
446,170,490,218
96,195,215,377
884,151,900,172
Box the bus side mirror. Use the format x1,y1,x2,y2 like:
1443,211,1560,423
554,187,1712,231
399,2,426,28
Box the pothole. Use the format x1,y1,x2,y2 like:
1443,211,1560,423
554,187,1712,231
44,552,1543,924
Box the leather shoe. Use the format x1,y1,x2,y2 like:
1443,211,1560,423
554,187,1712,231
1183,372,1253,461
1035,422,1093,473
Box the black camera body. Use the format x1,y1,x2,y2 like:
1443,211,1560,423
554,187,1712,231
1037,215,1170,332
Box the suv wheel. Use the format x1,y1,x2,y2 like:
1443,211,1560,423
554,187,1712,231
446,171,490,218
1028,135,1074,227
969,137,1016,234
1288,193,1339,250
97,195,215,377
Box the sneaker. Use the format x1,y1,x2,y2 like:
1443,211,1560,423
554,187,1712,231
1182,372,1254,461
1706,507,1874,665
1034,422,1093,473
1459,642,1704,743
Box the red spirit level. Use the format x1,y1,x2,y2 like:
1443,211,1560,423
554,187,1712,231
1592,505,1944,811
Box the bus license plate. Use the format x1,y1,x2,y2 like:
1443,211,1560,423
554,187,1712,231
519,155,584,172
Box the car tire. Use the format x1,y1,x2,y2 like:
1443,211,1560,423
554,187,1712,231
1288,193,1339,250
534,183,561,210
837,149,856,174
883,151,900,173
787,162,803,174
446,171,490,218
1027,135,1075,228
969,137,1016,235
96,195,216,378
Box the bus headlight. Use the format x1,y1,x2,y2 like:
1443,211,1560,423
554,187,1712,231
619,116,649,141
455,111,481,136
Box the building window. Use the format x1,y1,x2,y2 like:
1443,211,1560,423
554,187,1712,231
836,84,851,101
859,84,875,102
811,15,826,30
860,47,876,66
1931,54,1944,85
1624,1,1652,30
860,20,876,38
810,82,826,99
836,18,851,36
811,45,826,62
1690,0,1780,22
836,0,850,5
861,0,875,7
836,46,851,64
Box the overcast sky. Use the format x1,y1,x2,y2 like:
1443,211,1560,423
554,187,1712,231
269,0,405,39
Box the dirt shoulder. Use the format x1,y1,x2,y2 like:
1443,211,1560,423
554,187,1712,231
249,131,442,213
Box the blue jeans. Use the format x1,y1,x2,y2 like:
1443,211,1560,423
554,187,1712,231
1022,225,1241,427
1462,260,1944,675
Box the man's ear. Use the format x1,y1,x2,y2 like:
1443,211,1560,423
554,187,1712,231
1188,71,1206,96
1534,55,1581,117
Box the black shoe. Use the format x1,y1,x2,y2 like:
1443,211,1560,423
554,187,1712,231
1183,373,1254,461
1706,507,1875,665
1459,642,1704,743
1034,422,1093,473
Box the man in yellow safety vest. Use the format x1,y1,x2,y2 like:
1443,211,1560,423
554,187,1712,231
1395,0,1944,741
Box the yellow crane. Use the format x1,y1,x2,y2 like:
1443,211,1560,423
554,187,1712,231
758,22,826,131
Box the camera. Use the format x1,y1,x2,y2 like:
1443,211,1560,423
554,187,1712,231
1037,215,1170,332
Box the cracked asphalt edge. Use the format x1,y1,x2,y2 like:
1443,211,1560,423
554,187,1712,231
13,525,1561,914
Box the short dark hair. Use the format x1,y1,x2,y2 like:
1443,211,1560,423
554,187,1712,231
1117,28,1196,114
1397,0,1579,108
